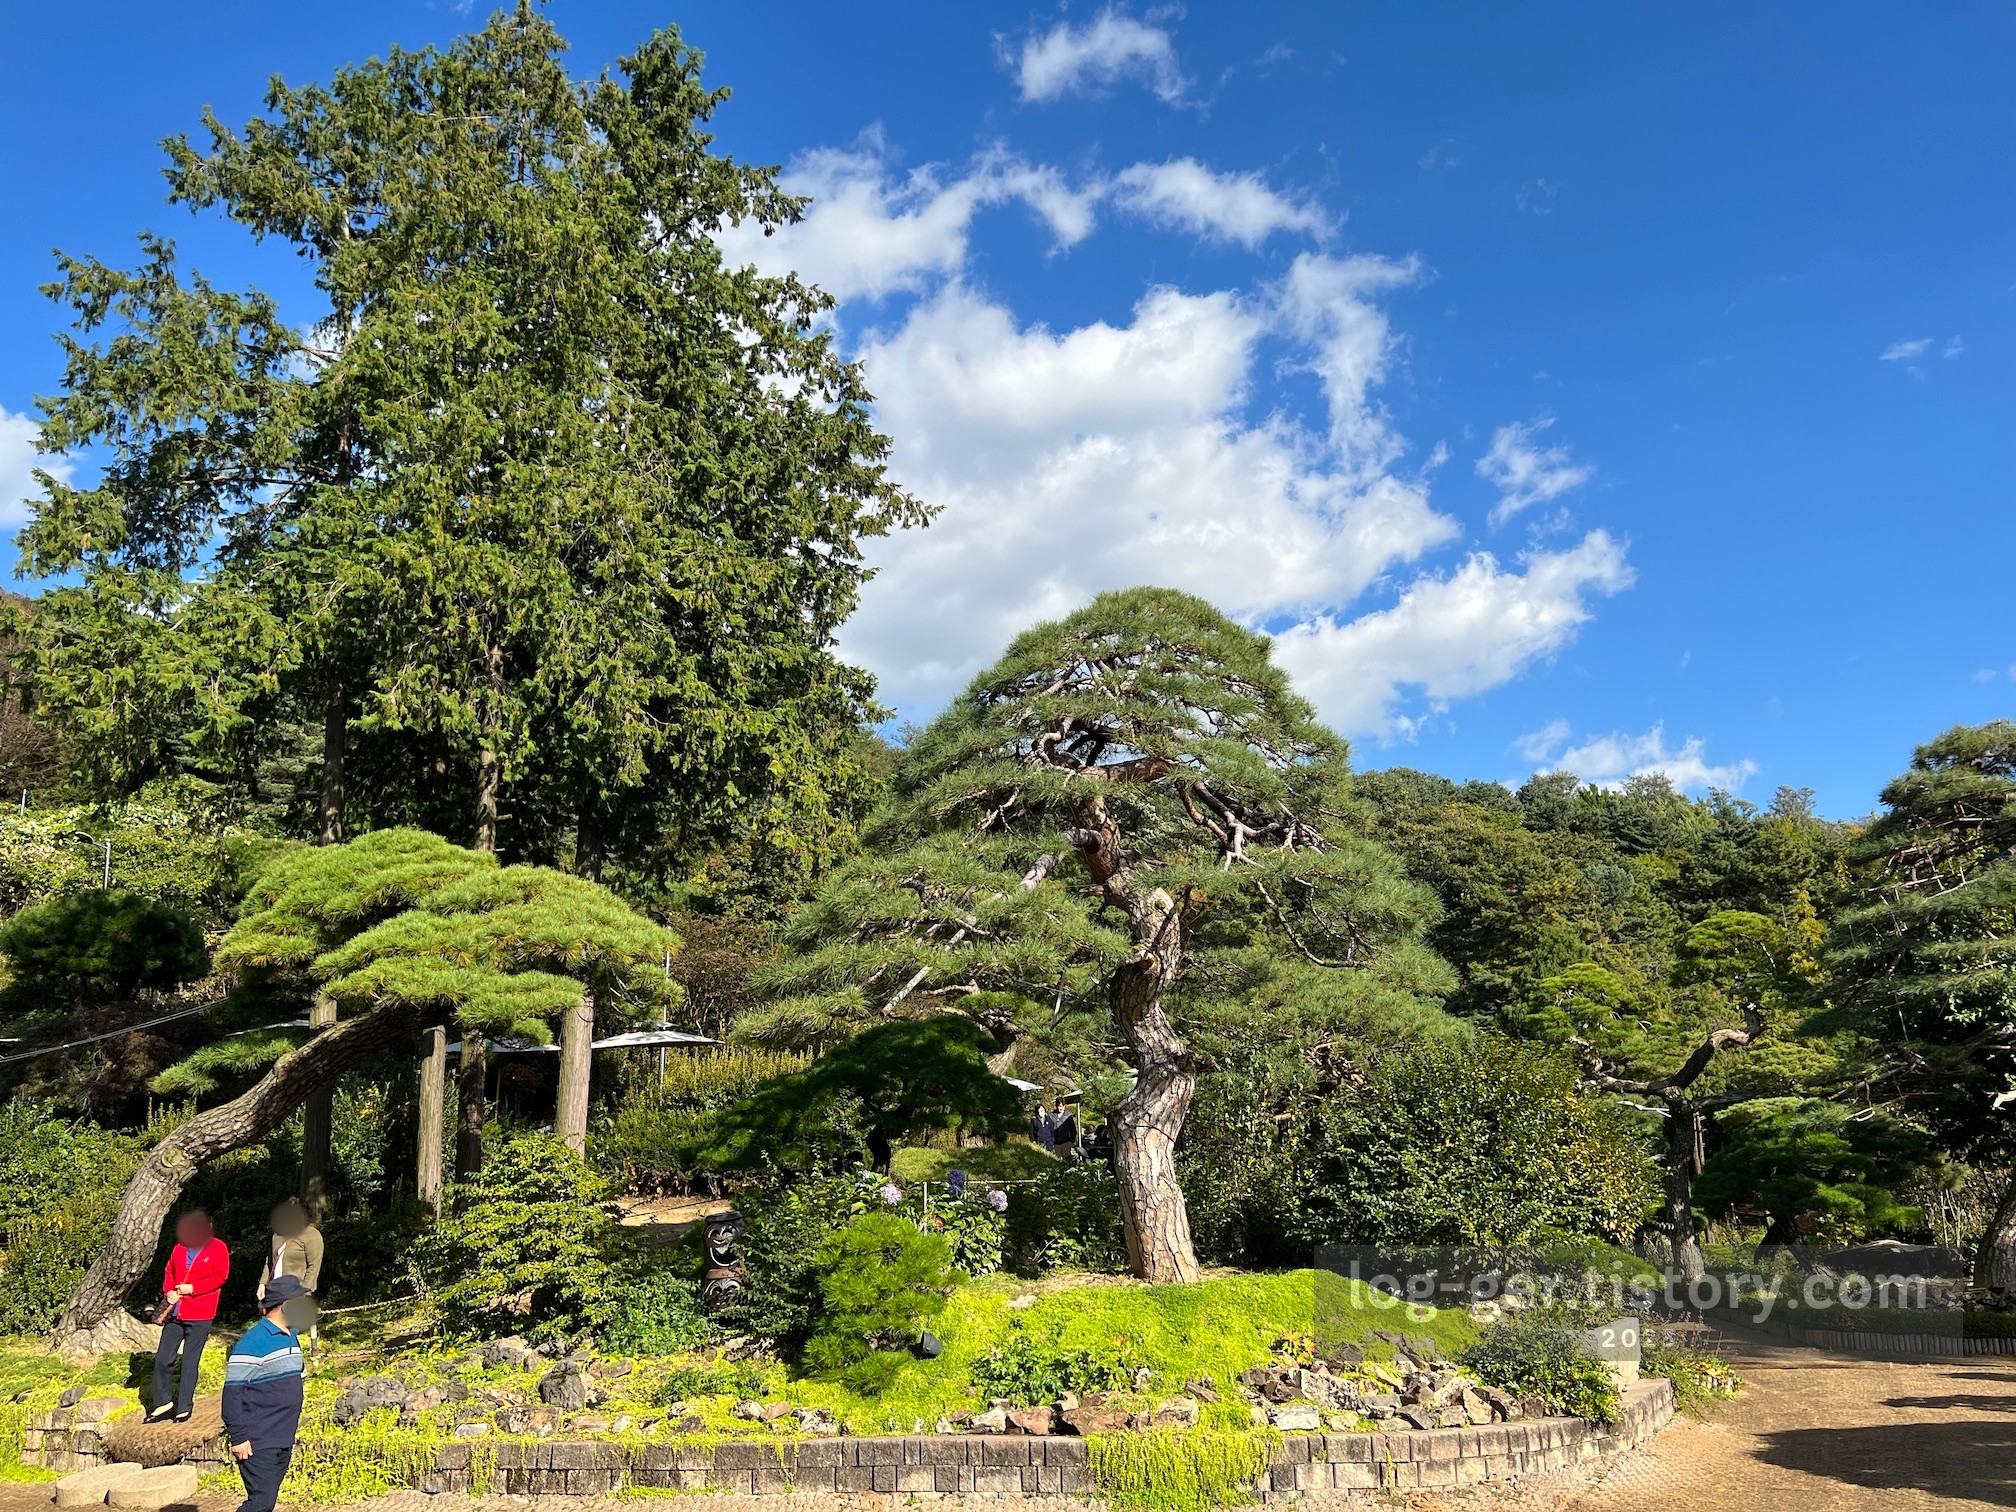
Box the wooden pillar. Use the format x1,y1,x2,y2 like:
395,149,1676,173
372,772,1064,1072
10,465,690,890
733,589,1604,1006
455,1038,486,1180
298,995,338,1219
554,990,594,1154
416,1027,447,1214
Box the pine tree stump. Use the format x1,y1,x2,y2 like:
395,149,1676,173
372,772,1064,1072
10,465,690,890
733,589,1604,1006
99,1400,223,1470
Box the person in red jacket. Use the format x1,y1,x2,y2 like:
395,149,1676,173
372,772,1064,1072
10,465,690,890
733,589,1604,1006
148,1210,229,1422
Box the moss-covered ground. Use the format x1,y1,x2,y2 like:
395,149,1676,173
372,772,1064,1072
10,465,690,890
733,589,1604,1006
4,1269,1474,1507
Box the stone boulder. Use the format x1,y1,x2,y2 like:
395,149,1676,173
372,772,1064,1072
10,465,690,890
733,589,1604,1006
1268,1403,1321,1432
105,1466,201,1511
53,1465,149,1508
481,1336,543,1371
330,1377,410,1427
537,1361,589,1411
1006,1405,1058,1435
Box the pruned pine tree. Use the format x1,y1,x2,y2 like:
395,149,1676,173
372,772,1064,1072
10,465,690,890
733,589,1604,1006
749,587,1450,1284
1529,909,1825,1280
49,829,676,1354
1830,721,2016,1282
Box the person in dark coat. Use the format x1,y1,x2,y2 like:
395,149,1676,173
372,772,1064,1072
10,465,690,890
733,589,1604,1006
223,1275,308,1512
1030,1104,1055,1151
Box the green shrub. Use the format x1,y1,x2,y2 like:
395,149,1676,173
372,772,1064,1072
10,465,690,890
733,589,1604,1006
0,892,207,1016
889,1181,1007,1276
0,1106,142,1334
654,1356,771,1405
601,1267,709,1357
1459,1311,1619,1423
1640,1331,1743,1416
592,1050,812,1194
1005,1162,1129,1275
971,1320,1147,1404
804,1213,963,1394
729,1175,864,1348
421,1134,623,1344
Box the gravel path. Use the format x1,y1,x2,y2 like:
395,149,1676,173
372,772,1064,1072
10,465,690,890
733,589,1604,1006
8,1320,2013,1512
1439,1319,2016,1511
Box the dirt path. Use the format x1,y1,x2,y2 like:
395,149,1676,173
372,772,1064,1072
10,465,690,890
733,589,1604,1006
1455,1320,2016,1511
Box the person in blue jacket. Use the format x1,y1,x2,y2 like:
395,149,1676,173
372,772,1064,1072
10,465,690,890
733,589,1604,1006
222,1274,307,1512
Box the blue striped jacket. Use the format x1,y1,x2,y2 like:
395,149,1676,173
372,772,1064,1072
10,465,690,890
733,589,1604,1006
221,1317,304,1450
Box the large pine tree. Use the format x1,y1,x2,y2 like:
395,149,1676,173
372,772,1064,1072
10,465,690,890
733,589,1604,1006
750,587,1452,1283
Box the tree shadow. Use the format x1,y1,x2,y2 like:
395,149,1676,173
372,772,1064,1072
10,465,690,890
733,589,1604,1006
1885,1394,2016,1415
1756,1422,2016,1506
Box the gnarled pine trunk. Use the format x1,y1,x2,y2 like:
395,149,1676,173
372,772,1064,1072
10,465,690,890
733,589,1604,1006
1661,1099,1706,1285
1977,1174,2016,1289
1068,798,1201,1285
50,1001,441,1355
1109,884,1200,1285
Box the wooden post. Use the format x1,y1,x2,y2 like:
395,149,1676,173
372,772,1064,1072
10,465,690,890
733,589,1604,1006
554,989,594,1154
417,1027,447,1214
298,995,338,1219
455,1038,486,1180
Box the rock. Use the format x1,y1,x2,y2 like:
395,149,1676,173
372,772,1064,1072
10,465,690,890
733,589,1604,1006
1260,1374,1299,1404
1360,1392,1402,1414
732,1400,767,1421
1298,1369,1356,1411
1477,1386,1519,1420
1249,1405,1270,1427
969,1407,1009,1433
1185,1378,1219,1404
588,1358,633,1380
1462,1390,1495,1426
482,1336,542,1371
1268,1403,1321,1432
612,1415,634,1433
567,1414,612,1433
1237,1368,1274,1389
1324,1343,1365,1370
537,1361,589,1411
1152,1397,1199,1429
454,1422,491,1439
1405,1334,1441,1362
497,1405,560,1437
1060,1403,1128,1436
58,1385,89,1409
105,1466,201,1511
1362,1362,1404,1391
936,1417,957,1434
669,1415,704,1434
759,1402,793,1422
1006,1405,1058,1435
796,1408,840,1436
330,1376,410,1426
1130,1365,1154,1391
1393,1408,1433,1430
73,1398,127,1426
1055,1392,1080,1412
1322,1413,1358,1431
54,1465,148,1508
1435,1407,1468,1428
1009,1293,1037,1309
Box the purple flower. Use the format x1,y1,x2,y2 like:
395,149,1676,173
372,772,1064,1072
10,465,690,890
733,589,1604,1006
881,1182,903,1206
986,1188,1009,1212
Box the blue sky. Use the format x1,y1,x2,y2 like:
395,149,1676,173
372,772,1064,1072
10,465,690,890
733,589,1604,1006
2,3,2011,817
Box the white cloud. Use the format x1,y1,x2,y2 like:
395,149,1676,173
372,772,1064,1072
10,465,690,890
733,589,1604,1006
1476,418,1594,524
1880,338,1932,361
1,404,69,533
1944,336,1965,359
1271,532,1634,738
1110,159,1329,247
716,141,1099,303
720,128,1636,739
1521,720,1756,793
838,275,1460,709
1007,8,1187,104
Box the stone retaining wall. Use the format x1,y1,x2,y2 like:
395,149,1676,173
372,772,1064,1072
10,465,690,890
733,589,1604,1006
24,1380,1675,1501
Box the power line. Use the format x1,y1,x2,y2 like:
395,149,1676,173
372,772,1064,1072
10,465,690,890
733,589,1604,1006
0,1003,220,1066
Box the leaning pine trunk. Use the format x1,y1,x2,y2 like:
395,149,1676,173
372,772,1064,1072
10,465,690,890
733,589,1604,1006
49,1001,440,1356
1108,884,1200,1286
